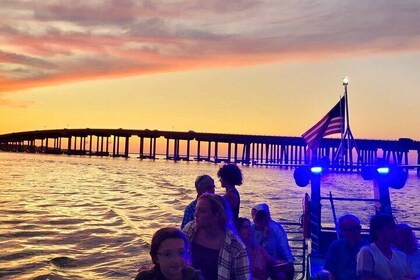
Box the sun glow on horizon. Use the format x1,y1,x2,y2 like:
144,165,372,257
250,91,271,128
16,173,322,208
1,1,420,140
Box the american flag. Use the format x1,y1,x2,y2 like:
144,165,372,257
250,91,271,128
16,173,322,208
302,96,345,150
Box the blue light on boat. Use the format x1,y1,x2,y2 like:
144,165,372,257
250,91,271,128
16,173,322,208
377,167,390,175
310,166,323,174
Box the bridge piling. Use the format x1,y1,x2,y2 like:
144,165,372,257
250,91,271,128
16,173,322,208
1,129,419,174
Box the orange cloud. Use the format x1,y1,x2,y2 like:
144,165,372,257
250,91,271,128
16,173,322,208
1,0,420,94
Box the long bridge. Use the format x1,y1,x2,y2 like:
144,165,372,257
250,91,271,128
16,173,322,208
0,128,419,173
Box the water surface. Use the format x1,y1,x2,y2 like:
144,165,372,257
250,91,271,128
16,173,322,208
1,152,419,279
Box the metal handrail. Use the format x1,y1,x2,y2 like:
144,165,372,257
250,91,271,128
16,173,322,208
320,196,380,202
281,221,307,280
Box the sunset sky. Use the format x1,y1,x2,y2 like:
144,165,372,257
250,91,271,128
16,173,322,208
1,1,420,140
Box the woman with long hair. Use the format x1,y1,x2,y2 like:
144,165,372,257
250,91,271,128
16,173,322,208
183,193,250,280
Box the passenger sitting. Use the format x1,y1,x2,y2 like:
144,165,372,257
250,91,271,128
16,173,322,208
357,213,414,280
252,203,295,280
235,217,289,280
181,174,215,229
322,214,367,280
394,223,420,278
134,227,204,280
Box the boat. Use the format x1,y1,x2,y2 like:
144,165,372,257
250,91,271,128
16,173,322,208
289,162,417,279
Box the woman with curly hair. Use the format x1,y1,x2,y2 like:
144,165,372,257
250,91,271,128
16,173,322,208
217,163,243,222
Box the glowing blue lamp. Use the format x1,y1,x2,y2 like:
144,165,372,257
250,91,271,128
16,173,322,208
310,166,323,175
377,167,390,175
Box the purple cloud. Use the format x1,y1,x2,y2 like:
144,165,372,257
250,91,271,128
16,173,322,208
0,0,419,93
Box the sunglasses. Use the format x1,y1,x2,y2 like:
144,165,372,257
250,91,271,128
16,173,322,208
341,225,362,232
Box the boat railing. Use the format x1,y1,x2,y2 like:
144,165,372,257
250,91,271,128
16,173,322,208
319,194,420,251
281,221,307,280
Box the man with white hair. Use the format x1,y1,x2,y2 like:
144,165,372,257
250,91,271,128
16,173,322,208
181,174,215,229
323,214,367,280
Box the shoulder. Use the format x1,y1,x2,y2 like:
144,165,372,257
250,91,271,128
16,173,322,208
224,190,239,201
134,269,155,280
409,249,420,259
184,200,197,213
269,220,286,234
183,265,204,280
183,221,197,240
358,244,374,256
327,239,344,251
186,199,197,208
392,247,408,260
226,230,247,252
270,220,285,230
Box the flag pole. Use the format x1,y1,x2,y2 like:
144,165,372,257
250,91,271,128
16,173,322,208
339,95,345,162
344,78,351,163
334,77,360,167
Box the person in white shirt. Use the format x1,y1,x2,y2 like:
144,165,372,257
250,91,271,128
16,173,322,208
357,213,414,280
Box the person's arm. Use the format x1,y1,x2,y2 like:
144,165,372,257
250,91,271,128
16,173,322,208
323,241,337,279
233,241,252,280
182,220,196,243
261,245,286,267
275,223,294,263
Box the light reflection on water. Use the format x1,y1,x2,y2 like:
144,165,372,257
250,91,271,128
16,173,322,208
0,152,419,279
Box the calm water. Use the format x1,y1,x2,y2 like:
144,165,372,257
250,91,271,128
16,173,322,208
1,152,419,280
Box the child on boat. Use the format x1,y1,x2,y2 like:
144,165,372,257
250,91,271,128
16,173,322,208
134,227,203,280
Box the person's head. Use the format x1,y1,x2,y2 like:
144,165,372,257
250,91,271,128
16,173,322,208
369,213,396,243
195,174,215,197
337,214,362,244
254,209,270,231
251,203,270,220
217,164,243,188
235,217,253,244
150,227,189,277
394,223,418,255
194,193,232,231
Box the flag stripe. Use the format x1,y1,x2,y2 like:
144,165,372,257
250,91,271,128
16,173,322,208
302,97,345,150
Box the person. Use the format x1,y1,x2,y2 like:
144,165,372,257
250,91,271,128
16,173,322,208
322,214,367,280
252,203,295,280
134,227,204,280
394,223,420,278
183,193,251,280
235,217,289,280
357,213,414,280
181,174,215,229
217,163,243,222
